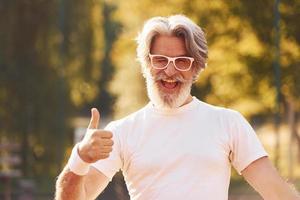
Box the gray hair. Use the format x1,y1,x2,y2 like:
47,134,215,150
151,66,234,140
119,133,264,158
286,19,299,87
136,14,208,77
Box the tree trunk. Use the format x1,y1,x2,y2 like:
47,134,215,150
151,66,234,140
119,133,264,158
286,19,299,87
287,98,300,180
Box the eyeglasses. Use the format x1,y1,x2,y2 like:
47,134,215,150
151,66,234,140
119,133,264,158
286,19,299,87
149,54,194,72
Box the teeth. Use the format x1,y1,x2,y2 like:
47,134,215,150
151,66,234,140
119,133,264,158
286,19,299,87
163,79,176,83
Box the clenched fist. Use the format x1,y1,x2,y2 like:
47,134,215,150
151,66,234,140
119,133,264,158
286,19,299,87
78,108,114,163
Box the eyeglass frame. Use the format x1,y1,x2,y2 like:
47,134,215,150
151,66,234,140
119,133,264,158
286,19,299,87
148,53,195,72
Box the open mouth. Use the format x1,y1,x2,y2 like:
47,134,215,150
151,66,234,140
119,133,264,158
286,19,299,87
160,79,180,90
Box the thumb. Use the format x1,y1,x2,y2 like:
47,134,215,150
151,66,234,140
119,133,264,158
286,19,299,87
88,108,100,129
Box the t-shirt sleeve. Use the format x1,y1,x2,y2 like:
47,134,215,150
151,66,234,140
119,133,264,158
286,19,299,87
91,121,123,181
228,110,268,175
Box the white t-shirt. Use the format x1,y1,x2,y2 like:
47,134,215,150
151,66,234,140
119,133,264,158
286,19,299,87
92,97,267,200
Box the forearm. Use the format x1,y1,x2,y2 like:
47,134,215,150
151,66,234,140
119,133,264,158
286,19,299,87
55,166,86,200
258,182,299,200
242,157,300,200
252,168,299,199
266,180,300,200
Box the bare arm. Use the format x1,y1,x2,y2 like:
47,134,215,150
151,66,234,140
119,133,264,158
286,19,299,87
242,156,300,200
55,166,109,200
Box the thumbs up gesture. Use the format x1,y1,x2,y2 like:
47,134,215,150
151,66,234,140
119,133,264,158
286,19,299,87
78,108,114,163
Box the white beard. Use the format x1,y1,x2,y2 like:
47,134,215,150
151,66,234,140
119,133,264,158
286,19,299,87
145,71,193,109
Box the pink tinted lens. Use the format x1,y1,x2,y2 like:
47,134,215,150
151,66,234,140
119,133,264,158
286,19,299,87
152,56,169,69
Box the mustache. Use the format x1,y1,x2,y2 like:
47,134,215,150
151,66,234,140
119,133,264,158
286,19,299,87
149,72,191,83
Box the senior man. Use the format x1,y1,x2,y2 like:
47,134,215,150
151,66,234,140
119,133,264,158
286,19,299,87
55,15,299,200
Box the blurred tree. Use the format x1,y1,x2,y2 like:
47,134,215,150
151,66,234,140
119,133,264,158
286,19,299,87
62,0,104,108
0,0,70,178
0,0,116,182
84,1,120,117
226,0,300,117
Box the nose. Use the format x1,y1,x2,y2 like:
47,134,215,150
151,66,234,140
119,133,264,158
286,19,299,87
164,61,177,77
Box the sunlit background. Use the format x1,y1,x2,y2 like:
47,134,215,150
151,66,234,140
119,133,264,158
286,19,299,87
0,0,299,199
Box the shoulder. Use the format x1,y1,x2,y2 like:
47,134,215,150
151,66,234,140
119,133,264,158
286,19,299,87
195,99,241,119
193,99,248,132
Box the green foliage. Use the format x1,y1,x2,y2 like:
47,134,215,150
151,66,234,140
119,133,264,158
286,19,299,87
0,0,68,178
0,0,117,181
227,0,300,112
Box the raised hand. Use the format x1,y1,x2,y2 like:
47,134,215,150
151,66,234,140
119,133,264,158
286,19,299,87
77,108,114,163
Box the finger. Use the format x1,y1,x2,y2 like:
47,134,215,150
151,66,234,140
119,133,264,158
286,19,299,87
88,108,100,129
99,153,110,159
102,139,114,146
100,131,113,139
101,146,113,153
